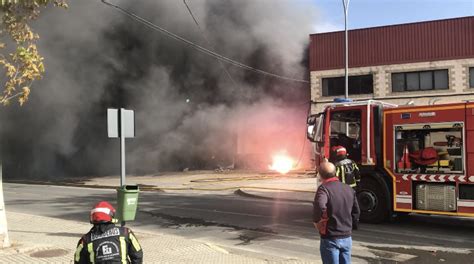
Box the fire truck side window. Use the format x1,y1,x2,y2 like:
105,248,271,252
395,123,464,174
330,110,362,162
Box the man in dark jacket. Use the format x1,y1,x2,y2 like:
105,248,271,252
313,162,360,264
74,201,143,264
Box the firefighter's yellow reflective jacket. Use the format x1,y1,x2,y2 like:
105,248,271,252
335,158,361,188
74,223,143,264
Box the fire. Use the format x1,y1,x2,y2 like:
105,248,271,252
269,154,294,174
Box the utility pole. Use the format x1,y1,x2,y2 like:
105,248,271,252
343,0,350,99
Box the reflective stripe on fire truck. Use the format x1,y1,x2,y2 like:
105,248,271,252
457,200,474,207
401,174,467,182
395,195,412,204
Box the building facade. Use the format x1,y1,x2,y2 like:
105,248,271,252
309,16,474,113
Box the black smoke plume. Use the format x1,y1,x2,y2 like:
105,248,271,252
0,0,316,178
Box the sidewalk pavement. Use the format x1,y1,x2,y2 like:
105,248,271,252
1,211,322,263
2,171,323,263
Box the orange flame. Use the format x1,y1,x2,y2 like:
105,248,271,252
269,154,294,174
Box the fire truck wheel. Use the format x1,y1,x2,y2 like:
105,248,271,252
357,177,389,223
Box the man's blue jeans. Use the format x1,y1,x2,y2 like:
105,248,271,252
320,236,352,264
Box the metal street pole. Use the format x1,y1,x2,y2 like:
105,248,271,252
120,108,126,187
343,0,350,99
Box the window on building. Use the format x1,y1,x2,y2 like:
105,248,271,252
322,74,373,96
392,70,449,92
470,67,474,88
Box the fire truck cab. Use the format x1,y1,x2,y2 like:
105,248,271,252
307,99,474,223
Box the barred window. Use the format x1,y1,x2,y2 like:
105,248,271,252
392,70,448,92
322,74,373,96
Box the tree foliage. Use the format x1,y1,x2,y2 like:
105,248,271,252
0,0,67,106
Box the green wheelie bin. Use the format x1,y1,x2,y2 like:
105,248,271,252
116,185,139,222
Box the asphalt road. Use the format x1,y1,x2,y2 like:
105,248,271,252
4,183,474,263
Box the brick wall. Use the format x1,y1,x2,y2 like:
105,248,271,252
310,58,474,113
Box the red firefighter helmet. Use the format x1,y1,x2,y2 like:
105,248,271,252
330,145,347,160
90,201,116,224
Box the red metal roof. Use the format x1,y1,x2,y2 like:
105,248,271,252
310,16,474,71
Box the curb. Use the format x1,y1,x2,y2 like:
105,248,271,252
4,180,166,192
5,181,315,202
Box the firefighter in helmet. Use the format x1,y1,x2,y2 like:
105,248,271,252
74,201,143,264
330,145,361,188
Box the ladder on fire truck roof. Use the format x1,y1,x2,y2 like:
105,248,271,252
326,99,398,165
328,99,398,109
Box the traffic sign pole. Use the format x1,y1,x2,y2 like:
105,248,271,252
120,108,126,187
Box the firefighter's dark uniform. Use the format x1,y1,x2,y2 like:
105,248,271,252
74,223,143,264
335,158,361,188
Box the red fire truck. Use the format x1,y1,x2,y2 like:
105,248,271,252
307,99,474,223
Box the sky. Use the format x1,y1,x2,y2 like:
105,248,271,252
312,0,474,33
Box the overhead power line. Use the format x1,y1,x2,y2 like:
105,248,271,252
182,0,238,88
101,0,309,84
